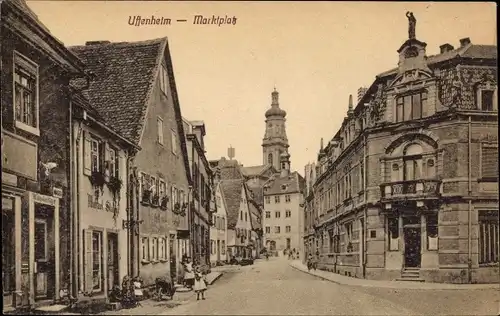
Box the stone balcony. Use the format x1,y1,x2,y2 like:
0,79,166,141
380,179,441,202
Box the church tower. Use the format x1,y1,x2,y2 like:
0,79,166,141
262,88,289,171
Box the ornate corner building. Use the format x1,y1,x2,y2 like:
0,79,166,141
304,15,498,284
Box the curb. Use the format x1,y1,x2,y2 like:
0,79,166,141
207,272,223,285
289,262,499,290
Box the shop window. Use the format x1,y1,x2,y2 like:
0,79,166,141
388,217,399,251
427,214,438,250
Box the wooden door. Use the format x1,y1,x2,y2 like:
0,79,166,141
34,218,49,300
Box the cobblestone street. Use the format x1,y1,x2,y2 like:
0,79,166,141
155,258,500,315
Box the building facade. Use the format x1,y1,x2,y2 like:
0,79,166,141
71,96,136,298
249,199,264,258
210,182,228,265
303,162,317,263
1,0,86,310
263,154,305,255
183,118,213,268
308,23,498,283
70,38,192,287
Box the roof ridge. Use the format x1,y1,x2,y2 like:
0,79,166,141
69,37,168,50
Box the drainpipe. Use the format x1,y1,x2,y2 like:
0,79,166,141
126,155,133,276
363,133,367,279
68,99,74,299
73,121,83,297
467,115,472,283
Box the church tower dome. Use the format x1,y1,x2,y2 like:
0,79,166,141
262,87,289,171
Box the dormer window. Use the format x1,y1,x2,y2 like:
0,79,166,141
395,91,427,122
477,88,496,112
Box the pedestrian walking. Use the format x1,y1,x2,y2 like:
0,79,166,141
194,266,207,300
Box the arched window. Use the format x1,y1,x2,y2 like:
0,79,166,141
403,143,423,180
268,153,273,165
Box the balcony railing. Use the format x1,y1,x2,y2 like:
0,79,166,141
381,179,441,199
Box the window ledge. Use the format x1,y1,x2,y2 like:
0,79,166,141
159,259,168,263
15,120,40,137
151,260,160,264
141,259,150,264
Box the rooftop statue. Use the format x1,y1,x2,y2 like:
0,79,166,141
406,11,416,40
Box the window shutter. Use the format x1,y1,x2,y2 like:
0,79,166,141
83,132,92,176
84,229,93,293
482,147,498,178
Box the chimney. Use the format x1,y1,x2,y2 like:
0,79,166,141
357,87,368,103
439,43,454,54
459,37,471,47
85,41,111,46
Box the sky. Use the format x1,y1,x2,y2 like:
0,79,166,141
27,1,496,175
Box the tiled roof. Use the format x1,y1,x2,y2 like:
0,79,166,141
263,171,305,196
377,43,497,78
240,164,271,177
220,179,244,229
69,38,166,144
217,159,243,180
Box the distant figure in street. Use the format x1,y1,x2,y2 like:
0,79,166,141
307,253,313,271
183,257,195,289
194,266,207,300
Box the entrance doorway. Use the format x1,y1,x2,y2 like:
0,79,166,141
107,233,119,291
34,204,55,301
2,203,15,307
169,235,177,281
403,216,421,268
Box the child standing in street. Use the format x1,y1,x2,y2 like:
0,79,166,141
194,266,207,300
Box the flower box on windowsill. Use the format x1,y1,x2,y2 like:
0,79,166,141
151,195,160,208
141,259,150,265
151,260,159,264
141,190,152,206
159,259,168,263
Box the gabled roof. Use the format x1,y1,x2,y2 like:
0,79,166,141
377,43,497,78
263,171,305,196
240,164,275,178
220,179,244,229
69,37,192,184
69,38,166,144
6,0,85,72
212,158,243,180
216,182,228,217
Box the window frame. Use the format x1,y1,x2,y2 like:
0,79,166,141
476,83,497,112
157,117,164,145
274,226,280,234
265,196,271,204
478,209,499,265
159,64,169,97
285,210,291,218
141,236,150,262
91,230,103,292
426,213,438,251
479,143,499,180
275,211,281,218
395,91,427,123
90,136,101,173
171,130,178,155
286,225,291,233
13,51,40,136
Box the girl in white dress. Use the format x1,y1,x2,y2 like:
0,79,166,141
193,266,207,300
